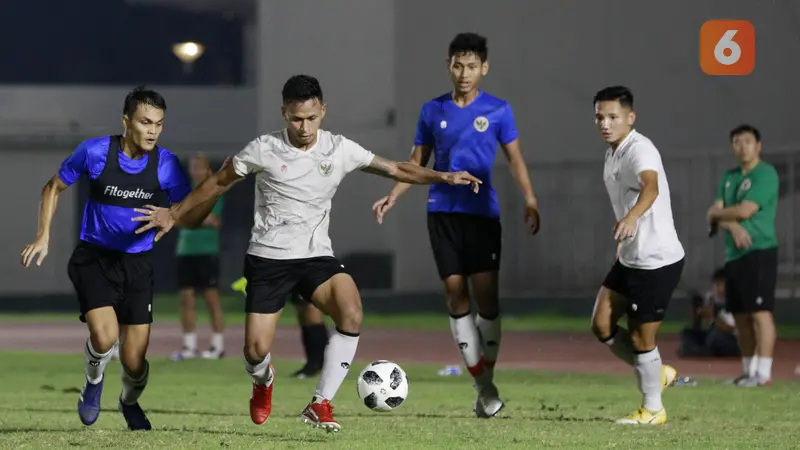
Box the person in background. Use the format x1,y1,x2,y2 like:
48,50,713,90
679,268,740,358
172,153,226,361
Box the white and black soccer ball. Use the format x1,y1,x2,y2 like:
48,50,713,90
356,360,409,412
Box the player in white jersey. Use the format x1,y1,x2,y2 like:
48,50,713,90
132,74,481,433
589,86,684,425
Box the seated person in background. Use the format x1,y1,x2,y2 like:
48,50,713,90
679,268,740,357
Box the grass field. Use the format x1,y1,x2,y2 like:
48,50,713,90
0,352,798,449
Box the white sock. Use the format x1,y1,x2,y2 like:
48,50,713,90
84,339,113,385
314,329,359,402
475,314,502,373
634,348,663,412
602,327,635,366
244,353,273,386
211,333,224,351
756,356,772,382
450,313,484,377
120,360,149,405
183,332,197,352
742,356,755,377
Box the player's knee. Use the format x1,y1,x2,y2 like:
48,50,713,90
243,339,270,362
119,352,147,377
335,300,362,334
88,331,118,354
590,320,613,340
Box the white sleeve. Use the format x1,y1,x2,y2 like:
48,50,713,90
629,143,662,180
232,138,263,176
342,137,376,173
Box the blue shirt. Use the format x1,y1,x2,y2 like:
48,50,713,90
58,136,191,253
414,91,518,218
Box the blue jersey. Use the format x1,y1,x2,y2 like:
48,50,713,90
58,136,191,253
414,91,518,218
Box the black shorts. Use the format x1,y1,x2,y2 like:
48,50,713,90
67,241,154,325
243,254,347,314
427,212,502,279
724,247,778,314
177,255,220,289
602,258,685,323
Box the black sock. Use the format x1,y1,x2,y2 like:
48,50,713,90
306,324,329,367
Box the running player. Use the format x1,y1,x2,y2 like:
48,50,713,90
131,74,481,433
19,86,194,431
371,32,540,418
590,85,682,425
707,124,779,387
172,152,226,361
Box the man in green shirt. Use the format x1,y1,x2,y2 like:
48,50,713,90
708,124,779,387
172,154,226,361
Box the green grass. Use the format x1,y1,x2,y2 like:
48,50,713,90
0,351,798,449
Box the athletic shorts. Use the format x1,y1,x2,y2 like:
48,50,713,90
242,254,347,314
67,241,154,325
177,255,220,289
602,258,685,323
724,247,778,314
427,212,502,279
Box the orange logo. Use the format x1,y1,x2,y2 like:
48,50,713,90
700,20,755,76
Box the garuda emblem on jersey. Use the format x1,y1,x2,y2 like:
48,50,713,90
473,116,489,132
319,159,333,176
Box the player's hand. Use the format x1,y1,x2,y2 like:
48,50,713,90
131,205,176,242
728,222,752,250
523,199,540,235
372,195,397,225
613,215,638,241
20,236,49,267
445,171,482,193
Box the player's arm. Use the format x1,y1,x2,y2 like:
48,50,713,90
361,154,480,187
380,106,436,196
625,170,659,221
708,201,759,222
501,139,538,207
712,167,778,222
21,142,86,267
33,175,69,242
383,145,434,198
172,159,242,229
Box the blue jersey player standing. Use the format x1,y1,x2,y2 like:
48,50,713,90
372,33,540,418
19,86,194,431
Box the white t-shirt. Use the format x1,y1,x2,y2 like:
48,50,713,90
232,129,375,260
603,130,685,269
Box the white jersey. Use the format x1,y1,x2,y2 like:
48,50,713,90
603,130,684,270
232,129,375,260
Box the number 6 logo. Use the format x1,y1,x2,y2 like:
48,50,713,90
700,20,755,76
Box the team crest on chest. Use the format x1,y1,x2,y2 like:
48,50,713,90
473,116,489,132
739,178,751,192
319,159,333,176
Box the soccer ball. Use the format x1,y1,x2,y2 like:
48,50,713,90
356,360,409,412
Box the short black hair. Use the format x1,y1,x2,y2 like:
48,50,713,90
712,267,726,281
729,124,761,142
593,85,634,109
448,32,488,62
282,75,323,104
123,85,166,118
